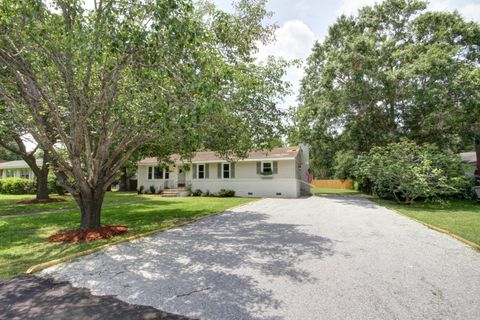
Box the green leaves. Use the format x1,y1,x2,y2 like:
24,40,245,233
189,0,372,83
295,0,480,177
0,0,288,184
354,140,471,203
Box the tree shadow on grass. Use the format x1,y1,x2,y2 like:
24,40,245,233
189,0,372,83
42,210,335,320
0,199,181,279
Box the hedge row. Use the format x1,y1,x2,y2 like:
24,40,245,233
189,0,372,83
0,178,36,194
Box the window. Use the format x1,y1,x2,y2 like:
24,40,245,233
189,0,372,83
20,170,30,179
148,166,169,180
223,163,230,179
262,161,272,174
154,167,163,179
6,170,14,178
198,164,205,179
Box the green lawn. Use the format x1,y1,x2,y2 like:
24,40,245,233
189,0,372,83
311,187,362,195
372,198,480,247
0,194,254,280
0,192,152,216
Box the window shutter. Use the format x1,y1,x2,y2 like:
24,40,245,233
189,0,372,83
256,162,261,174
193,164,197,179
205,163,209,179
231,163,235,178
217,163,222,178
273,161,278,174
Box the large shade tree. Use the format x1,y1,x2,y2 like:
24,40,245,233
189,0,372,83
294,0,479,176
0,97,53,199
0,0,288,229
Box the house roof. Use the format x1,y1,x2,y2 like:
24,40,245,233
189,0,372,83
0,160,43,169
460,152,477,164
138,146,302,165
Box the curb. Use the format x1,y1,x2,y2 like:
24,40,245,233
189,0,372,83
26,198,261,275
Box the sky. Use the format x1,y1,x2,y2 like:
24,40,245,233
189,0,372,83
212,0,480,110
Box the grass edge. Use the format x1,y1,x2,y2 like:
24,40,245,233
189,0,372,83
369,198,480,251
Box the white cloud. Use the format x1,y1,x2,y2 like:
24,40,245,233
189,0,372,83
337,0,379,15
458,3,480,21
256,20,316,110
429,1,480,21
257,20,316,61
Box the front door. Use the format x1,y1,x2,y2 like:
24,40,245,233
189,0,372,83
178,167,186,187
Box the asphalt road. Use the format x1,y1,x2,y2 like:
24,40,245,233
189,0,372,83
0,275,192,320
42,196,480,320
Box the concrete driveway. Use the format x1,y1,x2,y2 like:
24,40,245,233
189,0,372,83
42,196,480,320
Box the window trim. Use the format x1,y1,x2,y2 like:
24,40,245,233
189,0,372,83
147,166,169,181
261,161,273,174
6,169,14,178
20,169,30,179
222,163,231,179
197,163,206,179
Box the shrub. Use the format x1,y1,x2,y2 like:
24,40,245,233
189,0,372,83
48,174,65,195
149,185,156,194
333,150,356,180
354,140,470,204
137,185,144,194
218,189,235,197
0,178,36,194
192,189,203,196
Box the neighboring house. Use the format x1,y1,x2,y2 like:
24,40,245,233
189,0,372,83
0,160,41,180
460,152,476,165
137,145,311,197
460,152,477,176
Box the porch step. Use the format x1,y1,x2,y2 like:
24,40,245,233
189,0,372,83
161,188,188,197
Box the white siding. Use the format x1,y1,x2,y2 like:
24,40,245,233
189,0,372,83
0,168,35,180
138,158,306,198
137,164,176,193
191,178,299,198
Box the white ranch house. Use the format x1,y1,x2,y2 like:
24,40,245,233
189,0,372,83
0,160,40,180
137,145,311,198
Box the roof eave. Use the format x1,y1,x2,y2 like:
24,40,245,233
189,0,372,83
138,157,296,165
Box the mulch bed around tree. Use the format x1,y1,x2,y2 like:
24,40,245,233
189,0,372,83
17,198,67,204
47,225,128,244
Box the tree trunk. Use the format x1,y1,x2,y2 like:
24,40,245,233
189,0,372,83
76,187,106,230
119,167,128,191
35,151,50,200
36,169,49,200
475,137,480,176
126,174,131,191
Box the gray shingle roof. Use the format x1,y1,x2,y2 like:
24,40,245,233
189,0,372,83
138,146,301,165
